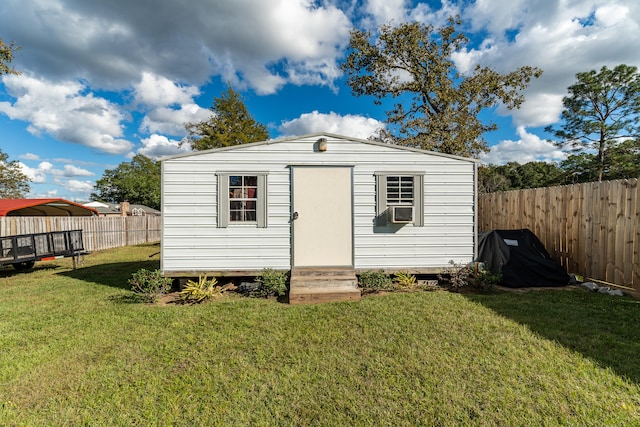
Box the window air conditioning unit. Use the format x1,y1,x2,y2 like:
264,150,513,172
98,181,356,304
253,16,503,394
388,205,414,223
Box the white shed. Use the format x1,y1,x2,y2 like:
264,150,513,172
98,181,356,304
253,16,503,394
161,133,477,303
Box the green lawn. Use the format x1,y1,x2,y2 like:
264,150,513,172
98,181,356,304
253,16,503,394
1,244,639,426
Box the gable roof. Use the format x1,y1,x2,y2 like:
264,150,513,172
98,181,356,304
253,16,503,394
0,199,98,217
160,132,479,163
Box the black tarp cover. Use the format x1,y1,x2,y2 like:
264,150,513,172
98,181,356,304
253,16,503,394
477,229,570,288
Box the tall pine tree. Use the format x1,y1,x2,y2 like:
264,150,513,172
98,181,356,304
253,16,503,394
184,85,269,151
546,64,640,181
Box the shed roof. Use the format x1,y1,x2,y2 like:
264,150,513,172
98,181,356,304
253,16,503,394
0,199,98,217
160,132,479,163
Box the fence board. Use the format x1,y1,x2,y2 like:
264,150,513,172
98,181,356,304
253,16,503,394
479,179,640,292
0,216,161,252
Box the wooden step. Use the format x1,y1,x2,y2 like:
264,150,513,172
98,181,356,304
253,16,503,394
289,286,361,304
290,267,358,278
289,267,361,304
290,277,358,287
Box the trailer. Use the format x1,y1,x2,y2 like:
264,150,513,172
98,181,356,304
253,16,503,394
0,230,87,271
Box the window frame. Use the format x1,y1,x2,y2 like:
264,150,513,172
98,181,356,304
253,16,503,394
375,172,424,226
217,173,267,228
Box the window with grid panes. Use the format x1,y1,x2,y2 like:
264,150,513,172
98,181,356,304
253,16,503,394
229,175,258,222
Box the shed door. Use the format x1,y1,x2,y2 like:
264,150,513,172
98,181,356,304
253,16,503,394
292,167,353,267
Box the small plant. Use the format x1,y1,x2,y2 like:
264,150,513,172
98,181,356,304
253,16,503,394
393,271,418,290
129,268,172,303
471,267,502,291
180,275,220,303
358,270,394,293
256,268,288,298
438,261,501,292
438,261,471,291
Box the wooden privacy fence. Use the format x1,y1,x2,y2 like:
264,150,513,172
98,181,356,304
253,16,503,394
479,178,640,292
0,216,161,252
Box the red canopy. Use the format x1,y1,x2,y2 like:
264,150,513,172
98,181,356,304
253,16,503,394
0,199,98,217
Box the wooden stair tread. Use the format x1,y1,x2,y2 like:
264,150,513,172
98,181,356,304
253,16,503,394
289,267,361,304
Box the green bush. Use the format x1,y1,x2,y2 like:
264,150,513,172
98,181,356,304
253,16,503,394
256,268,288,298
180,275,220,303
358,270,393,293
128,269,172,303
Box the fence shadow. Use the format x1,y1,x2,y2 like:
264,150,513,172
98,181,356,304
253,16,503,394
58,260,160,290
465,289,640,385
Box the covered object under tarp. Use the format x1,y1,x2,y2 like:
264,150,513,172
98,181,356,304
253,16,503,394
476,229,570,288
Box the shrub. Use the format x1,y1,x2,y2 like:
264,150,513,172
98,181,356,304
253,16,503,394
129,269,172,303
393,271,418,290
471,267,502,291
358,270,394,293
438,261,501,292
256,268,288,298
438,261,471,291
180,275,220,303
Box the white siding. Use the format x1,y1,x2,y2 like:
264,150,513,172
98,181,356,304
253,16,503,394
161,134,476,274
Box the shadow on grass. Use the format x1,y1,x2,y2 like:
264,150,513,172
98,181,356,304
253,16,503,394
0,264,62,278
58,260,160,290
465,289,640,385
108,293,148,304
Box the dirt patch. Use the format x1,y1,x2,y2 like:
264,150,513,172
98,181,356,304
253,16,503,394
156,292,183,305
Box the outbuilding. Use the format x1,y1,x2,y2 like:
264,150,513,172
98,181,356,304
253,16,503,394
161,133,478,303
0,198,98,217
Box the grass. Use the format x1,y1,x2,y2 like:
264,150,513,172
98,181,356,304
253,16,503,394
1,243,639,426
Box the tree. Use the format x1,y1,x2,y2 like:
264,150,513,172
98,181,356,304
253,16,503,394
546,64,640,181
91,155,160,210
184,86,269,151
559,153,599,184
478,165,510,194
341,17,542,158
606,139,640,179
0,37,20,76
504,161,563,189
479,161,563,193
0,148,30,198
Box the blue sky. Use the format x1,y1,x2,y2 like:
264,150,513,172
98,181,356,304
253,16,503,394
1,0,639,201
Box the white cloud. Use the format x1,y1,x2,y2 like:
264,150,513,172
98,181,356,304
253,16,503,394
457,0,640,128
20,153,41,161
278,111,384,139
64,179,95,194
465,0,527,35
1,0,352,94
19,161,53,183
137,134,191,159
481,127,568,165
134,72,201,108
364,0,408,26
0,74,133,155
132,72,213,136
408,0,461,27
498,92,565,128
140,104,213,136
51,164,95,177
